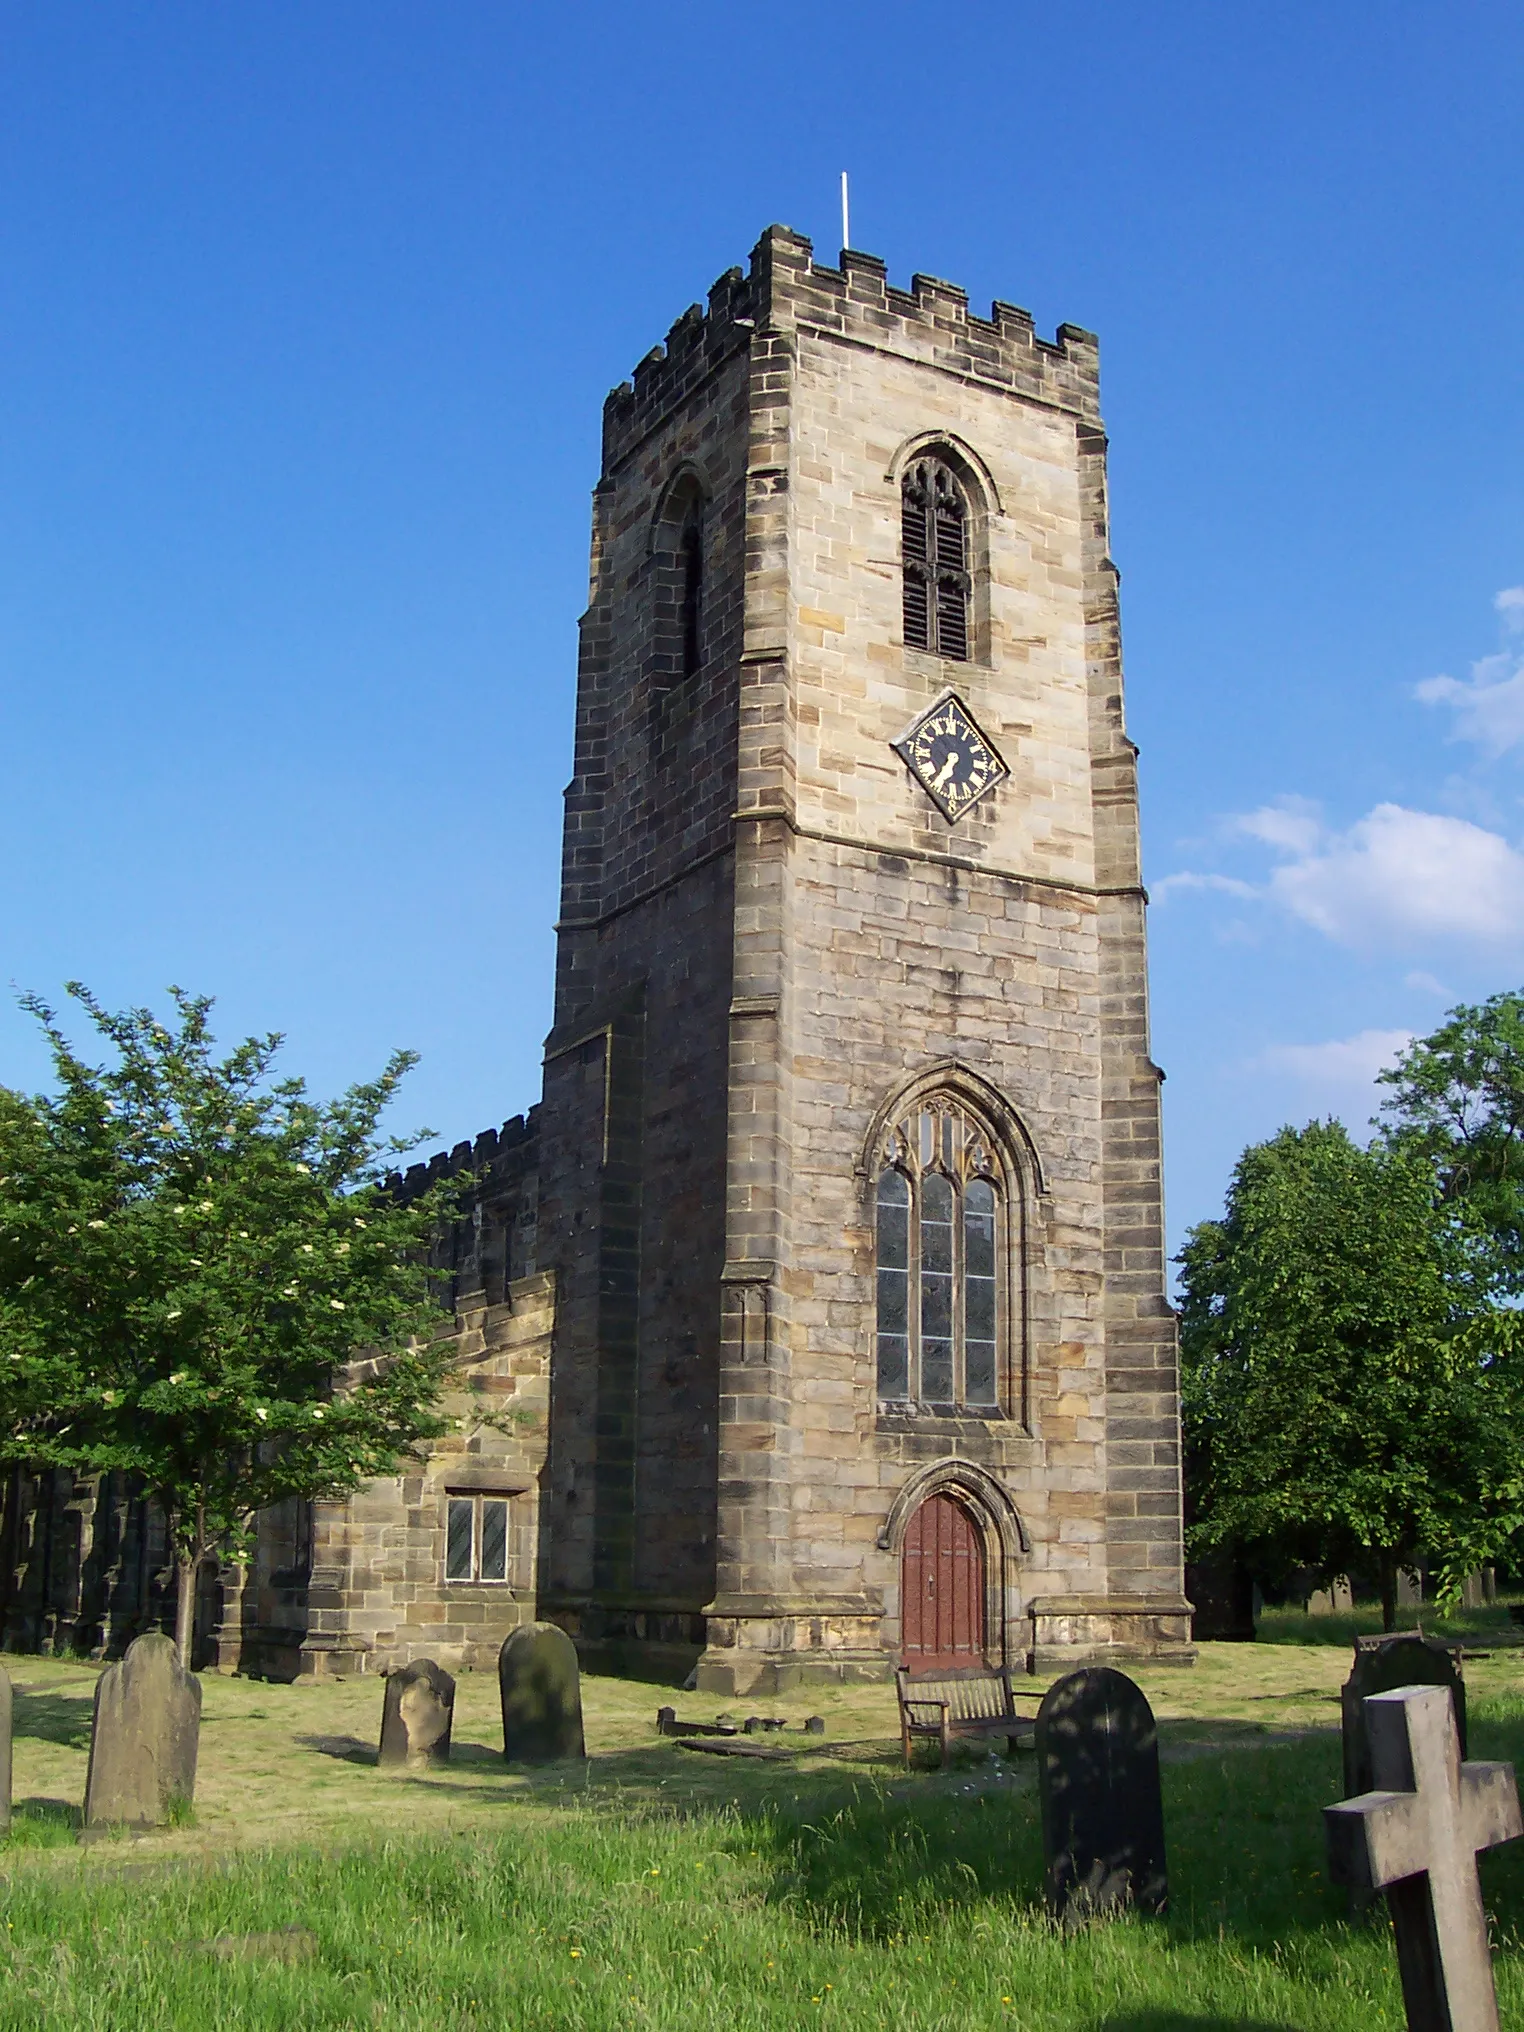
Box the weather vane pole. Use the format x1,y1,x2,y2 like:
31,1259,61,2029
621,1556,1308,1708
841,171,850,253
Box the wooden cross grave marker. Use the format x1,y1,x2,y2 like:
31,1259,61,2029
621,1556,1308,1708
1324,1682,1522,2032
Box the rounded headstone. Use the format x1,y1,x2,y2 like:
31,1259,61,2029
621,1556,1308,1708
378,1659,455,1771
498,1622,585,1763
1341,1636,1466,1798
84,1631,202,1829
1035,1666,1168,1925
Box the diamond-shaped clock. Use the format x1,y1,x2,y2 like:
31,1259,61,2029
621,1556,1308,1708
892,691,1008,824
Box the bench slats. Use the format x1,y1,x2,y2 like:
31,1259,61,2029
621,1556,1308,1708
895,1664,1037,1768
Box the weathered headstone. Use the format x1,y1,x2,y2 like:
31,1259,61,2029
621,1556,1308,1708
1309,1576,1354,1616
1035,1666,1168,1925
499,1622,585,1763
378,1659,455,1771
1342,1636,1466,1799
84,1631,201,1828
1326,1683,1521,2032
0,1664,11,1834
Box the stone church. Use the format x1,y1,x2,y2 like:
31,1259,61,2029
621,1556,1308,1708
0,226,1192,1689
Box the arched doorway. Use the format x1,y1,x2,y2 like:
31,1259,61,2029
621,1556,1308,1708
901,1491,986,1668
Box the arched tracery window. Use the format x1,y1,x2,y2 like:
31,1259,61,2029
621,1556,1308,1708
874,1100,1012,1412
901,457,970,661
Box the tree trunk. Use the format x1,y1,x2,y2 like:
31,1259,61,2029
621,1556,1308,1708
174,1550,196,1663
1380,1556,1398,1633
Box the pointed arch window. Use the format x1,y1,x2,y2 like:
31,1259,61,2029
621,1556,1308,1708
678,499,703,680
649,472,707,690
874,1102,1011,1412
901,457,970,661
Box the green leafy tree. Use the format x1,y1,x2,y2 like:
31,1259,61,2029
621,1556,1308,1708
1179,1120,1524,1626
0,985,463,1660
1379,990,1524,1294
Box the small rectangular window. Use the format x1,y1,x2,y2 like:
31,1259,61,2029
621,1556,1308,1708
445,1497,474,1582
480,1498,509,1582
444,1492,515,1584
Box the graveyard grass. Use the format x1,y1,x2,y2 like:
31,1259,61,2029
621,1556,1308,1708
4,1609,1524,2028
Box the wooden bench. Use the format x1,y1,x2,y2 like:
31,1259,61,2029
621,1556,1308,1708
895,1664,1041,1768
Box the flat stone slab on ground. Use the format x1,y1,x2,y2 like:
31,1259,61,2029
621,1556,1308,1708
84,1631,201,1830
186,1928,318,1963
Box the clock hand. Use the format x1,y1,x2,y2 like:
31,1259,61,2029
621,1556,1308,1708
930,750,961,792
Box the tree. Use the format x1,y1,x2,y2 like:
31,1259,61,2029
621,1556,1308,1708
1379,990,1524,1295
1179,1120,1524,1626
0,985,464,1660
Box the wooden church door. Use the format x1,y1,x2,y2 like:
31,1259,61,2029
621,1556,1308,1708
901,1492,986,1668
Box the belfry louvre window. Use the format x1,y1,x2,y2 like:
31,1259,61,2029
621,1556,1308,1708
875,1103,1007,1411
444,1492,512,1584
901,458,970,660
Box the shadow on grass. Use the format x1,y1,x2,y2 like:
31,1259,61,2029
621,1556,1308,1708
6,1797,81,1847
736,1734,1371,1951
295,1734,377,1767
1255,1602,1520,1649
13,1686,94,1749
736,1714,1524,1987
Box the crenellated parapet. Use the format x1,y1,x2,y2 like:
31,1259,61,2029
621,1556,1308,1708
601,225,1101,473
389,1104,540,1203
390,1107,542,1308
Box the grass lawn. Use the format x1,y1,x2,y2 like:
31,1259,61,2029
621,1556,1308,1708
3,1602,1523,2028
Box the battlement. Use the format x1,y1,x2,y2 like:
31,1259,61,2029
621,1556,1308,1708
389,1104,540,1203
602,224,1101,468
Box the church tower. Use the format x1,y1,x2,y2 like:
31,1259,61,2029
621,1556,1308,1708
536,226,1192,1692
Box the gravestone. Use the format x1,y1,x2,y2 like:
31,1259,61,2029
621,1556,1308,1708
1326,1683,1521,2032
0,1664,11,1834
1342,1636,1465,1798
1309,1576,1354,1616
1035,1667,1168,1925
84,1631,201,1828
378,1659,455,1771
499,1622,585,1763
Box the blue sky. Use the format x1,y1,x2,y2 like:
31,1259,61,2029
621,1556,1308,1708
2,5,1521,1254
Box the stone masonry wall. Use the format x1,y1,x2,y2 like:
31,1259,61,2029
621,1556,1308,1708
536,295,753,1668
702,228,1187,1690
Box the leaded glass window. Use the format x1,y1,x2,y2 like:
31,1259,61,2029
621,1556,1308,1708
875,1168,911,1398
872,1101,1012,1413
444,1492,514,1584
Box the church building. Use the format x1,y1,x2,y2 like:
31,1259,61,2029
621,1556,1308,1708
0,226,1193,1687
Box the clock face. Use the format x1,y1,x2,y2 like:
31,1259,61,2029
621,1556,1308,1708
892,693,1007,823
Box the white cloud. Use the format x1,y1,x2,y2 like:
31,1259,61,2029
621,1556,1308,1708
1403,970,1450,997
1234,798,1322,856
1266,803,1524,949
1253,1027,1416,1135
1416,655,1524,756
1151,870,1257,902
1158,802,1524,955
1416,586,1524,754
1258,1028,1415,1086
